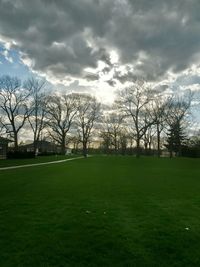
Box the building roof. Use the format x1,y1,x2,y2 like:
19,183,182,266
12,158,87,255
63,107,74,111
21,140,58,148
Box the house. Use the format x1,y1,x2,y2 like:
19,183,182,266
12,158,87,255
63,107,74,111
19,140,61,155
0,137,13,159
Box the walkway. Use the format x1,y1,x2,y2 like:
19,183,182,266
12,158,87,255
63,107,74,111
0,156,84,171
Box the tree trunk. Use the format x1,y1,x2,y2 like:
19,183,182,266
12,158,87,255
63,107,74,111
61,136,66,155
169,146,173,158
178,142,182,157
136,137,140,158
14,132,18,151
33,131,39,155
33,140,38,155
157,125,161,158
83,141,87,158
114,136,117,154
144,141,148,155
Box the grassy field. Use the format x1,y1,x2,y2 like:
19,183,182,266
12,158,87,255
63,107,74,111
0,154,80,168
0,156,200,266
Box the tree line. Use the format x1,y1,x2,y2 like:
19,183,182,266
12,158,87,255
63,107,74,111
0,75,198,158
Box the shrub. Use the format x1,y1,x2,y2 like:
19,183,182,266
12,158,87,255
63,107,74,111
7,151,35,159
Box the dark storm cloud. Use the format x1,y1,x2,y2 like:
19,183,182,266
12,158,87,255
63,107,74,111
0,0,200,81
106,0,200,80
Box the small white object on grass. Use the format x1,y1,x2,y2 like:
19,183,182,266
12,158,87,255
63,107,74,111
86,210,91,214
185,227,190,231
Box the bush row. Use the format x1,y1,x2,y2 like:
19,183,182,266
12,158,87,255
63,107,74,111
7,151,35,159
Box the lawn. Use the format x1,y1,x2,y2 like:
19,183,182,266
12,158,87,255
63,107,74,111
0,156,200,266
0,154,80,168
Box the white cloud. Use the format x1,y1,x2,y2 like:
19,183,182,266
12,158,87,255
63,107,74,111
0,0,200,102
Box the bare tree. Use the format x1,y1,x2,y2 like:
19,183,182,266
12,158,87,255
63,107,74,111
102,112,124,153
24,78,47,154
67,135,81,152
118,129,129,155
0,116,6,135
46,94,78,154
143,124,156,154
100,131,112,154
0,75,32,150
151,95,172,157
116,80,155,157
75,94,101,157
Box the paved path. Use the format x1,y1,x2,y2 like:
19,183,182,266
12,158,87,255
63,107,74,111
0,156,84,171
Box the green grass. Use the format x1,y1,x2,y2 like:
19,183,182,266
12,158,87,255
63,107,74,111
0,154,80,167
0,156,200,266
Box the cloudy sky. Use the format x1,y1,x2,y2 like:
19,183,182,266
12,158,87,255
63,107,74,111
0,0,200,105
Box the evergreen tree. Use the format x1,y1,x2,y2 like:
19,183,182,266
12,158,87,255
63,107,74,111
166,121,187,157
